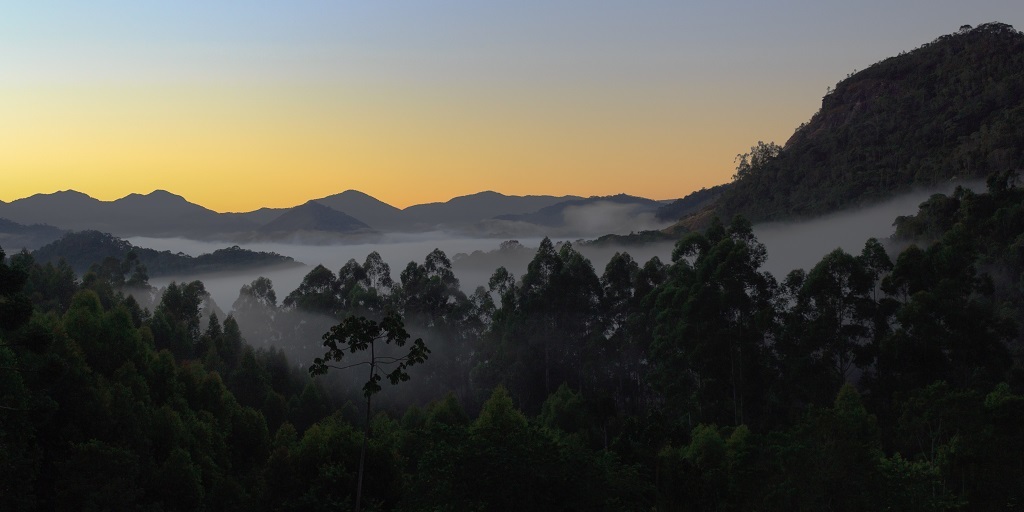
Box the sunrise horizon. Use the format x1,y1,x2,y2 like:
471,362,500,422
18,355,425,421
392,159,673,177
0,183,695,214
3,2,1022,212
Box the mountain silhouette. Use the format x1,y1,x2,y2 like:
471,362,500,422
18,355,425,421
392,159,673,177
402,191,583,229
258,201,372,234
496,194,662,227
313,190,405,231
0,188,664,240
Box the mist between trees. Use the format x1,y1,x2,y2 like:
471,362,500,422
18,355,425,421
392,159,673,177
2,176,1023,510
138,182,972,315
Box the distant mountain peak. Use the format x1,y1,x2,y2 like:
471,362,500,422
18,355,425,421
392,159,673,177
145,189,184,199
37,189,92,199
118,189,188,202
11,190,98,207
463,190,504,198
337,189,374,197
313,190,403,230
259,200,371,234
299,199,332,210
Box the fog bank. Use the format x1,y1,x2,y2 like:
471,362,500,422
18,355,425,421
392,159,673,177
133,181,983,312
755,181,984,278
136,235,544,311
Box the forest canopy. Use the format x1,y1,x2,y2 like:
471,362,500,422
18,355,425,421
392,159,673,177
3,171,1024,510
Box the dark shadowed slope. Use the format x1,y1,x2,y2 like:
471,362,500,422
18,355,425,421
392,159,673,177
0,190,257,237
313,190,406,231
496,194,662,227
32,230,298,275
109,190,258,236
0,218,66,251
258,201,372,234
220,207,289,228
655,184,728,222
714,22,1024,224
0,190,104,230
401,191,583,229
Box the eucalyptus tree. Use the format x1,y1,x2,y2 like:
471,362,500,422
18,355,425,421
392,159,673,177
232,276,280,347
651,217,778,426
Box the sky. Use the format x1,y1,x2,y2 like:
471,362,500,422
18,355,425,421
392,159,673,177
2,1,1022,212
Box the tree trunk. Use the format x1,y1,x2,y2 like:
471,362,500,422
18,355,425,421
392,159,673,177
356,345,375,512
356,394,369,512
544,343,551,394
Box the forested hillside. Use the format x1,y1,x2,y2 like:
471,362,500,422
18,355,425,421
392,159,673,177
32,230,299,276
712,22,1024,223
4,169,1024,509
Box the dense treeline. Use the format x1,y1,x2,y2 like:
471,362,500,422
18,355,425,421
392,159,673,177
716,23,1024,223
3,175,1024,510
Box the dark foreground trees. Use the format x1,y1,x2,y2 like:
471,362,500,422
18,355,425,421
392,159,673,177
4,173,1024,510
310,312,428,512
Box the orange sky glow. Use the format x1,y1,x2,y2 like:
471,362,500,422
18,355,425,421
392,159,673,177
2,3,1020,212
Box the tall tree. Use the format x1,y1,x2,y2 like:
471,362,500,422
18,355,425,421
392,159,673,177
651,217,778,426
309,311,429,512
150,281,209,360
233,276,280,347
0,247,32,336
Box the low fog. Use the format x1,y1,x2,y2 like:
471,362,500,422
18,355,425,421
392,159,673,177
559,201,670,235
426,200,675,239
754,181,983,278
135,235,539,311
134,181,982,316
126,182,985,413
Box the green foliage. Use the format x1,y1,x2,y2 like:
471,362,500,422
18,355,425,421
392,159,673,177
651,217,778,426
151,280,210,361
54,439,144,511
476,238,605,413
0,247,33,333
766,385,885,511
732,141,782,181
0,247,323,511
425,392,469,428
539,383,587,435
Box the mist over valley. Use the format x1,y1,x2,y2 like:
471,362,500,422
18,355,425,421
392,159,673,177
754,180,984,277
128,184,974,315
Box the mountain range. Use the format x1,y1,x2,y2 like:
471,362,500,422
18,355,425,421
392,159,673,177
0,188,675,249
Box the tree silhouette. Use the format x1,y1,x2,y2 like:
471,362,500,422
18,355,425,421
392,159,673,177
309,311,429,512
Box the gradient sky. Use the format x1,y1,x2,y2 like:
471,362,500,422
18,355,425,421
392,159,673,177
3,1,1022,212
